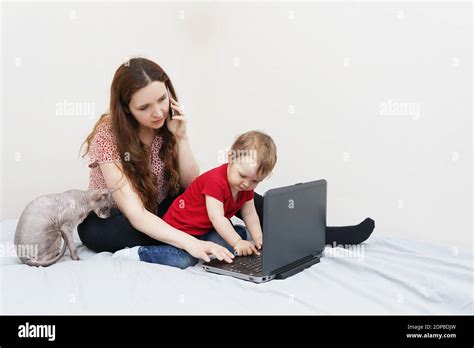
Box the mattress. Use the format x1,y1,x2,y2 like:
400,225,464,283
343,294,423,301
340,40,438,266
1,218,472,314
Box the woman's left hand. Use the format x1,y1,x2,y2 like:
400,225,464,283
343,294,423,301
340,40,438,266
166,95,187,140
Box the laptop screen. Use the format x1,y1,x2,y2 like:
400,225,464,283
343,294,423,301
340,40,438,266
262,180,327,275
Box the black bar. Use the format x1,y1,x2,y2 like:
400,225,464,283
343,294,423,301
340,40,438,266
0,315,472,346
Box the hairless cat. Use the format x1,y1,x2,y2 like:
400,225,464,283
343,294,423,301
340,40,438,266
14,189,116,267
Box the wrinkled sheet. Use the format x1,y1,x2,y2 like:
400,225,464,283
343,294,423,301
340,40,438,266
1,218,472,314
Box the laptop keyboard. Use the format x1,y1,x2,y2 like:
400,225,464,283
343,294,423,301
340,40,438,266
218,253,263,275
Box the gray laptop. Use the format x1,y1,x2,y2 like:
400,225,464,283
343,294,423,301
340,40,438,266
202,179,327,283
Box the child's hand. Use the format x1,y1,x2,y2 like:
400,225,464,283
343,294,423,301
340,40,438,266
234,240,260,256
254,235,263,250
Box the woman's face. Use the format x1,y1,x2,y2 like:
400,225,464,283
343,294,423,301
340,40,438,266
128,81,170,130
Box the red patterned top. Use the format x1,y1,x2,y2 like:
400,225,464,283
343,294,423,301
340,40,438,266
87,115,169,209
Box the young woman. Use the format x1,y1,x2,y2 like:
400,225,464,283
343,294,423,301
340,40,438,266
78,57,375,268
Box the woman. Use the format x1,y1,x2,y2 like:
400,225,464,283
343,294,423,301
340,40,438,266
78,57,375,268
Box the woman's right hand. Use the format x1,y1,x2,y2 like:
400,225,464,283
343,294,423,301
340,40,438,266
186,239,235,263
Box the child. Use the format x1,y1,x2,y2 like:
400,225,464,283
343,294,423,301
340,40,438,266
114,130,277,268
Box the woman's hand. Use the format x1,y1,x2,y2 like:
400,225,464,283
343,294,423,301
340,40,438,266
234,240,260,256
166,95,187,140
186,239,235,263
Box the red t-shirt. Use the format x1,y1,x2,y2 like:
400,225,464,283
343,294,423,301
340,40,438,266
163,163,254,236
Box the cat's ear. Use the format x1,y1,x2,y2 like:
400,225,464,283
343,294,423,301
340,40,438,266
90,189,108,202
89,188,117,202
89,190,100,201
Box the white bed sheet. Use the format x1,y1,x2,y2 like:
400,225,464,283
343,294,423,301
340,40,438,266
1,218,472,315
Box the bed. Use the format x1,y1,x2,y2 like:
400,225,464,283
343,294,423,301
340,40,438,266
1,218,472,315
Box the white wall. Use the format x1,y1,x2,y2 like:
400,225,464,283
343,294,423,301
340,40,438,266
1,1,472,250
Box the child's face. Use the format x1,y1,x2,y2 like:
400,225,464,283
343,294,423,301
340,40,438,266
227,157,266,192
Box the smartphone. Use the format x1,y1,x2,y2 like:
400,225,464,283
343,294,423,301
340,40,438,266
167,86,175,118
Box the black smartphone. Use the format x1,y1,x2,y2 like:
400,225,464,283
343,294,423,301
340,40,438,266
167,86,175,118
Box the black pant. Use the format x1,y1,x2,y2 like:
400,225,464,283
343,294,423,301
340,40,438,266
78,191,361,253
78,189,184,253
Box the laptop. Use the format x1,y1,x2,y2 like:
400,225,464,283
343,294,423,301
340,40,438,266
202,179,327,283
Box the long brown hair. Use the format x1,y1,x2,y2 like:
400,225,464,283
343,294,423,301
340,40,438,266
80,57,180,214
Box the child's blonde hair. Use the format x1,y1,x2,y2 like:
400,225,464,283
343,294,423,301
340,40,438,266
228,130,277,178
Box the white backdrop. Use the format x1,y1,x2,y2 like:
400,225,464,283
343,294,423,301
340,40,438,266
1,1,472,249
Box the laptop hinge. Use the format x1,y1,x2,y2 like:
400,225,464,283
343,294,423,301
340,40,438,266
273,254,320,280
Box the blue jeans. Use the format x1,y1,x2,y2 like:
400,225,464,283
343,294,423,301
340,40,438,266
137,225,248,269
